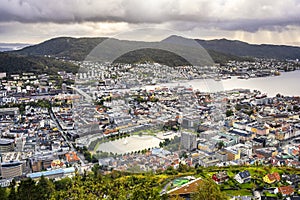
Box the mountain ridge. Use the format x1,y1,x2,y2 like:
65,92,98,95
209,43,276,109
1,35,299,74
15,35,300,61
194,37,300,59
13,36,253,64
14,37,107,61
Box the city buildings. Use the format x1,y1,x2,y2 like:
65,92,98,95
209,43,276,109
0,59,299,187
0,138,14,153
180,132,197,151
0,161,23,179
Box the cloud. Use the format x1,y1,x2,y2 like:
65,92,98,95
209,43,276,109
0,0,300,45
0,21,132,43
0,0,300,32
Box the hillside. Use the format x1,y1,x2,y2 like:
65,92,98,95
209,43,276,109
0,53,79,75
113,48,191,66
14,37,250,65
195,38,300,60
17,35,299,65
14,37,107,61
8,35,300,73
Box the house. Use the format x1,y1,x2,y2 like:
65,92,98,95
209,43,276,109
282,174,300,185
212,171,229,184
234,170,251,184
253,190,261,200
255,147,278,158
263,172,281,184
65,152,80,164
274,185,294,196
225,146,241,161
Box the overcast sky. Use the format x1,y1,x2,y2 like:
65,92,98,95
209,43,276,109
1,0,300,45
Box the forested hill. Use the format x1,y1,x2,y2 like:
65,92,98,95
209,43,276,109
163,35,300,60
0,53,79,75
14,36,250,65
195,37,300,60
15,35,300,65
14,37,107,61
3,35,299,74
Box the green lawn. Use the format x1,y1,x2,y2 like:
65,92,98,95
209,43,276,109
264,192,278,197
239,182,256,189
225,189,252,196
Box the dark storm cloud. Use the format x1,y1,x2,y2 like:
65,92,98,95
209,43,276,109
0,0,125,23
0,0,300,32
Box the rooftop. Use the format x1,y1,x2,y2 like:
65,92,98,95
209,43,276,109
168,177,202,196
0,138,14,145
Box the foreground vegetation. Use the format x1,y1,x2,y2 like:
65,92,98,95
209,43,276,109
1,165,300,200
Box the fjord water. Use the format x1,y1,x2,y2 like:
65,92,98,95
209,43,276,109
220,70,300,96
149,70,300,97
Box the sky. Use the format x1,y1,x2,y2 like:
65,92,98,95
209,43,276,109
1,0,300,45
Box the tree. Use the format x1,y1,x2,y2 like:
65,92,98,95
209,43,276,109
170,195,185,200
191,179,228,200
0,187,8,200
226,109,233,117
160,140,165,147
165,166,178,175
178,163,190,173
54,177,72,191
8,179,17,200
35,176,55,199
216,141,225,150
17,178,37,200
92,164,101,176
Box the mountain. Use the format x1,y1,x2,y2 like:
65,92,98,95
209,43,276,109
14,37,107,61
0,53,78,74
14,36,249,65
163,35,300,60
161,35,252,64
7,35,300,74
194,37,300,60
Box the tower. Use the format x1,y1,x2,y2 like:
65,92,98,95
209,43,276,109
180,132,197,151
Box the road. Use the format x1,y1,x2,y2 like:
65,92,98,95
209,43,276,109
49,108,86,166
67,85,93,102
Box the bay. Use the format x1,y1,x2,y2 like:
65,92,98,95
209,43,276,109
146,70,300,97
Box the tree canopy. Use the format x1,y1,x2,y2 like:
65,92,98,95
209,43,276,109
191,179,228,200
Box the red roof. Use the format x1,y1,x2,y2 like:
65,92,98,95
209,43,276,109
278,185,294,195
65,152,80,163
267,172,281,182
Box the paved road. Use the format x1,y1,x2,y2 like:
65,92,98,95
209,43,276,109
67,85,93,102
49,108,85,166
